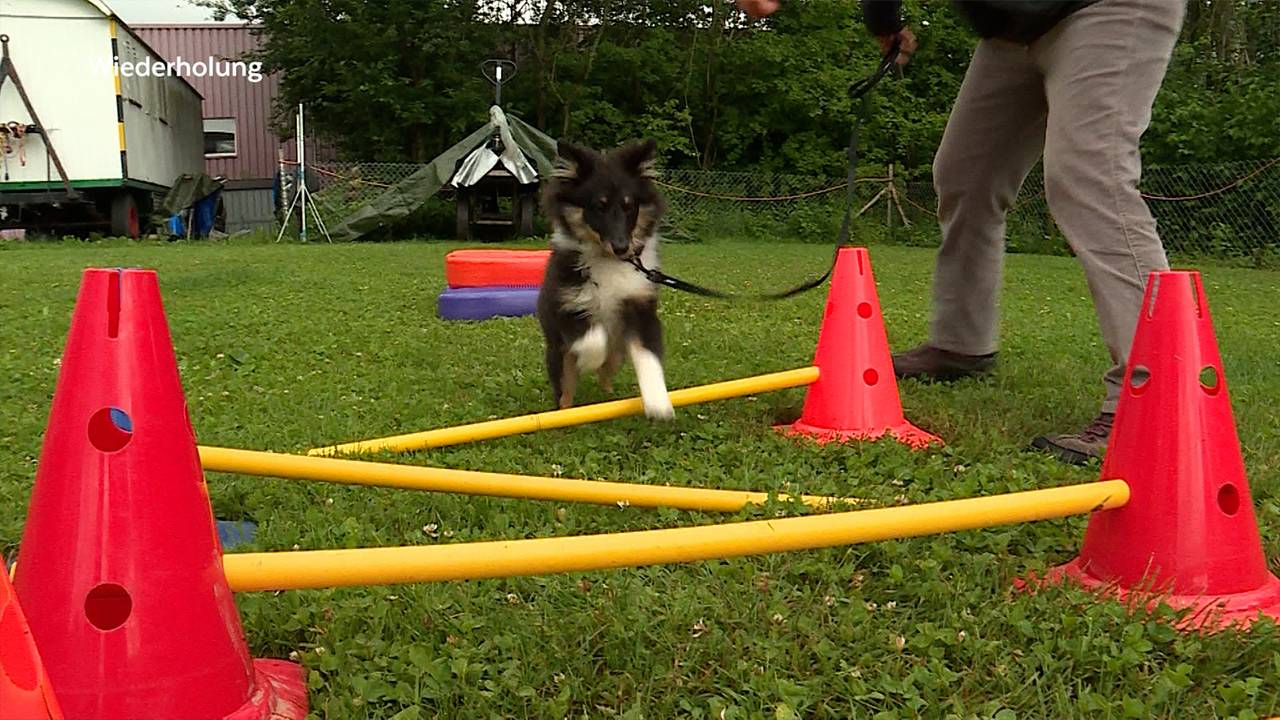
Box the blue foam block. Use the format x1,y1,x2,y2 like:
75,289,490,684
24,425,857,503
438,286,540,321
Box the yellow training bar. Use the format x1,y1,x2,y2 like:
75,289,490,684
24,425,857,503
222,479,1129,591
307,366,820,457
199,445,851,512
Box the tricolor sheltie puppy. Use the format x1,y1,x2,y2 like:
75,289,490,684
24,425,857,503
536,139,674,420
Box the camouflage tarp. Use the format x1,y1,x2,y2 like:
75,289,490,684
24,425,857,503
326,107,555,242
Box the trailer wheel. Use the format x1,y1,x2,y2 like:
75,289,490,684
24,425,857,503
110,192,141,239
517,193,535,236
455,191,471,240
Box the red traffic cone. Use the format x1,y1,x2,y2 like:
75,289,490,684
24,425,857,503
1047,271,1280,630
13,269,307,719
778,247,940,448
1,557,64,720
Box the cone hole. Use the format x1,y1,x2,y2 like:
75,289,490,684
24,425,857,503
863,368,879,386
88,407,133,452
1199,365,1221,395
1144,274,1161,319
1128,366,1151,396
0,605,38,690
1218,484,1240,516
85,583,131,630
107,269,122,339
857,302,873,319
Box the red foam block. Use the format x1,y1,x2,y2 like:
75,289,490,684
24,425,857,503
445,248,551,288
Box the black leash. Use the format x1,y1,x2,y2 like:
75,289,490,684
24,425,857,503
631,41,901,300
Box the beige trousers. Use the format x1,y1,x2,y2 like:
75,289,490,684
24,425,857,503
929,0,1186,413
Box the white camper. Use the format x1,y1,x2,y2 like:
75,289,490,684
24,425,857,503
0,0,204,237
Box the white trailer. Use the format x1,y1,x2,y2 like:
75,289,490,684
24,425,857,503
0,0,204,237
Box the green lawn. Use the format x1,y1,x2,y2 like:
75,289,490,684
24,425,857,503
2,238,1279,719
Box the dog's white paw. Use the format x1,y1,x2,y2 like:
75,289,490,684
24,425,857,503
571,325,609,372
643,393,675,421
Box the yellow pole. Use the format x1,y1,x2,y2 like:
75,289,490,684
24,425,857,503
307,366,820,457
198,445,851,512
222,479,1129,591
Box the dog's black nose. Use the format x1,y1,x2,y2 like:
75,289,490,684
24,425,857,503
609,239,632,258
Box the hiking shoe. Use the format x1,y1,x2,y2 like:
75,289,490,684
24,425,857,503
1030,412,1115,466
892,344,997,382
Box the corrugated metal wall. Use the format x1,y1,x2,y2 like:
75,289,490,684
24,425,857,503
133,24,282,183
223,187,275,232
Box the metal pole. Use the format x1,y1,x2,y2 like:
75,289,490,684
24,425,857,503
307,366,820,457
296,104,306,242
222,480,1131,591
198,445,854,513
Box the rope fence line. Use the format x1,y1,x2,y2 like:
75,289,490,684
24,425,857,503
291,157,1279,263
900,191,935,216
653,176,886,202
311,165,394,189
653,160,1280,262
1138,156,1280,202
297,157,1280,205
783,156,1280,214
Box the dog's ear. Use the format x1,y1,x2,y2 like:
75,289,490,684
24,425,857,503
615,138,659,179
553,141,597,181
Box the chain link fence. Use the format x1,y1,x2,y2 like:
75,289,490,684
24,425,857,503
658,158,1280,265
294,158,1280,265
293,161,428,225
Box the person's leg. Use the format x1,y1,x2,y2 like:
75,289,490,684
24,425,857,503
1029,0,1186,463
895,38,1048,379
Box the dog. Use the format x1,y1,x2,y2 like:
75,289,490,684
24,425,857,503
536,138,675,420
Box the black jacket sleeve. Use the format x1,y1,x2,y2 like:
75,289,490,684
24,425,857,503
860,0,904,36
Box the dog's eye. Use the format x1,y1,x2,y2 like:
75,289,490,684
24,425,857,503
622,197,634,212
596,197,609,209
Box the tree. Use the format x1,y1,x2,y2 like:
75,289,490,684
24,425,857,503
198,0,1278,172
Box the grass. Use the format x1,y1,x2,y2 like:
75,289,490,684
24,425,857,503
2,237,1279,719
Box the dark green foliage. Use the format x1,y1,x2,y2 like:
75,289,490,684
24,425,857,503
199,0,1277,170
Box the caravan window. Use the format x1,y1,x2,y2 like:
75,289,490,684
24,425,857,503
204,118,237,157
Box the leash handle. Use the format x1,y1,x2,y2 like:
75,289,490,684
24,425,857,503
849,39,900,100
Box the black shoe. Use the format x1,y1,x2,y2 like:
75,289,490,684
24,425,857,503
1030,413,1115,466
892,344,996,382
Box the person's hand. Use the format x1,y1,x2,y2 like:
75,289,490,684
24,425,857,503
735,0,781,19
877,27,918,66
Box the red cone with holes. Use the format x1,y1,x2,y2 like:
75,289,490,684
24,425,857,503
778,247,940,448
1,557,64,720
13,269,307,719
1045,271,1280,630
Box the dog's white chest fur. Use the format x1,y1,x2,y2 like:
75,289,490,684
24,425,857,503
555,233,659,324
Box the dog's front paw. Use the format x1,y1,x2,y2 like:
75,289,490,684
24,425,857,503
643,393,675,421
